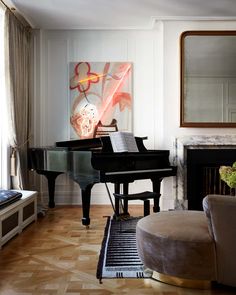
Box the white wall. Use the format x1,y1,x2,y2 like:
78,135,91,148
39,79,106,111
32,20,236,209
162,20,236,149
160,20,236,206
32,27,162,206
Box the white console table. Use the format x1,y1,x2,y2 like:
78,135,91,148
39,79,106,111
0,190,37,249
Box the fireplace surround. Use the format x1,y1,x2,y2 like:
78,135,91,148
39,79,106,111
174,135,236,210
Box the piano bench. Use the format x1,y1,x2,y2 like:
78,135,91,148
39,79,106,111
113,191,157,217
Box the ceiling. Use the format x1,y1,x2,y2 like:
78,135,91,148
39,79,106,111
6,0,236,29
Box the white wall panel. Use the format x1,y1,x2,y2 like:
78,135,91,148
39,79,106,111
228,81,236,104
161,20,236,205
43,38,69,145
34,29,159,206
162,20,236,151
33,21,236,209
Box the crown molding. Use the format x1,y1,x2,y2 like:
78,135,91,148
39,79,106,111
155,16,236,21
36,15,236,31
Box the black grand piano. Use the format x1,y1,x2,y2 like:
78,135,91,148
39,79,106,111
28,136,177,226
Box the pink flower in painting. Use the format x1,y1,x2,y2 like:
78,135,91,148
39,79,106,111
70,103,98,139
70,62,100,93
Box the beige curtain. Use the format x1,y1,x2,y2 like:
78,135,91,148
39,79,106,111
4,10,32,189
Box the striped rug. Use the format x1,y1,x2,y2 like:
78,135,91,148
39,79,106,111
96,217,152,281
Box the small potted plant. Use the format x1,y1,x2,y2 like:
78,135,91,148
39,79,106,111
219,162,236,189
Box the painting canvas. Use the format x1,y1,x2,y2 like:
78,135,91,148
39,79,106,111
69,62,132,139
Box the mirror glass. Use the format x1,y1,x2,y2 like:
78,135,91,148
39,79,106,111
180,31,236,127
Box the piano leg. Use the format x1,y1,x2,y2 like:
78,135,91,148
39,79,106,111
114,182,129,216
114,183,121,216
123,183,129,215
81,184,94,227
38,171,63,208
151,178,162,212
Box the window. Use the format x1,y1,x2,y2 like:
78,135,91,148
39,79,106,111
0,6,9,188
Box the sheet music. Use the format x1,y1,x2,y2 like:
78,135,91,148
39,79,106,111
109,132,139,152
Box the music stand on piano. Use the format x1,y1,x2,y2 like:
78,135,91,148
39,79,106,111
93,119,118,138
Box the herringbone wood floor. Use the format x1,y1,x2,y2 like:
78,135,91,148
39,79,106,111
0,205,235,295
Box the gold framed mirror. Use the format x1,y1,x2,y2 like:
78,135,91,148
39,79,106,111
180,31,236,127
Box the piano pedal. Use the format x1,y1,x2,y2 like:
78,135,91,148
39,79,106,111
102,215,111,219
114,213,130,221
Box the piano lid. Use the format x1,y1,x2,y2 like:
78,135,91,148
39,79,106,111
56,136,148,153
56,137,102,150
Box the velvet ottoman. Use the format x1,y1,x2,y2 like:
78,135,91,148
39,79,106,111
136,211,217,287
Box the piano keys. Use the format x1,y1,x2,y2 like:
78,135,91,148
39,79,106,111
28,136,177,226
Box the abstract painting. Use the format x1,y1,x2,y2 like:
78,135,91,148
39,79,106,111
69,62,132,139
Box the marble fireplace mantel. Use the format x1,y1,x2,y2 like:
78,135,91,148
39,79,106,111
173,135,236,210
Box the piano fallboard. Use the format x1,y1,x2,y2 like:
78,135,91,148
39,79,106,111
91,150,170,172
100,166,177,183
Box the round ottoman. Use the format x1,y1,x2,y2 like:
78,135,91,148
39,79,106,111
136,211,217,288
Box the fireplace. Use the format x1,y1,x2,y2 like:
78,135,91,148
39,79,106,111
174,135,236,210
187,148,235,210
